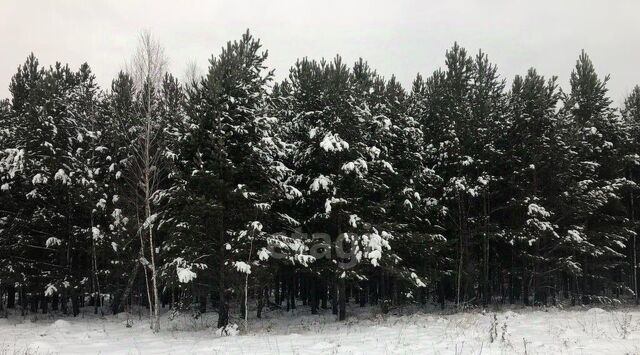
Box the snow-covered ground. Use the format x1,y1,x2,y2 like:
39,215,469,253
1,305,640,354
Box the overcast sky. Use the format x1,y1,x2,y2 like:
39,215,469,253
1,0,639,104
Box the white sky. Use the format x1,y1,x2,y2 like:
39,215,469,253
1,0,639,104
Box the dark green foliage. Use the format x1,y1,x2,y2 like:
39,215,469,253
1,36,640,323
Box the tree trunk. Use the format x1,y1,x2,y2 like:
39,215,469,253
51,294,59,311
289,272,296,310
522,259,529,306
482,191,490,307
438,279,445,310
217,211,229,329
320,278,327,309
257,286,266,319
146,206,160,332
240,287,246,319
274,270,281,306
380,269,389,314
338,278,346,321
40,294,48,314
631,171,638,305
331,279,338,315
456,192,465,307
114,259,140,314
20,288,27,316
311,274,318,315
72,294,80,317
29,294,37,313
635,231,638,305
7,285,15,309
61,290,68,315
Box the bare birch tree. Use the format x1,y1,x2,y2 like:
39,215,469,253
183,59,202,85
127,30,167,333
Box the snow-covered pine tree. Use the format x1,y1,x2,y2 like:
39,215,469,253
3,31,640,320
178,30,289,330
282,56,401,319
466,51,509,306
0,56,104,316
621,86,640,304
504,68,565,305
103,71,141,315
415,43,479,307
558,51,630,304
403,74,452,307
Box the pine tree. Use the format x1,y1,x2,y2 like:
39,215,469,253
104,71,140,315
505,69,564,305
3,32,640,321
0,55,104,315
178,30,287,329
621,86,640,304
559,51,629,304
467,50,508,306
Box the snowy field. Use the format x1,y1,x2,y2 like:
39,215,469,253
1,306,640,354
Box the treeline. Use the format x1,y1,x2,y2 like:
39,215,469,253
2,31,640,330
